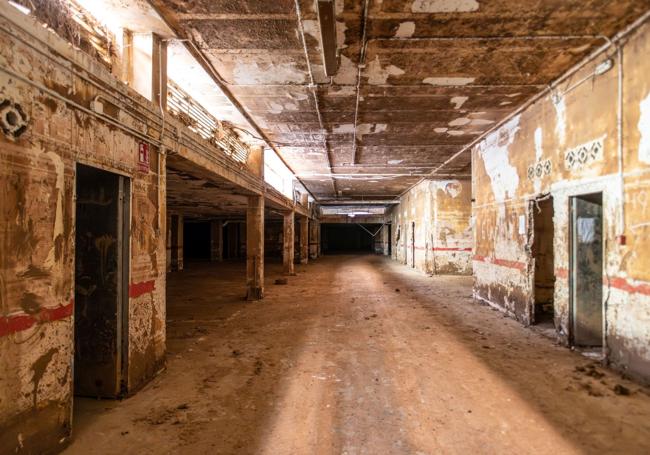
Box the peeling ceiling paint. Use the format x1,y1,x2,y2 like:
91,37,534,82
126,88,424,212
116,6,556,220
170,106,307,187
411,0,480,13
148,0,650,204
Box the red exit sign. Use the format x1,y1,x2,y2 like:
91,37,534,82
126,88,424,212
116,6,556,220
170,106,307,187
138,142,150,172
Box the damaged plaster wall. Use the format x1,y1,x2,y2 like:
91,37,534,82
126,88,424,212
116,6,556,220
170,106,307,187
472,19,650,382
0,6,167,452
391,179,472,275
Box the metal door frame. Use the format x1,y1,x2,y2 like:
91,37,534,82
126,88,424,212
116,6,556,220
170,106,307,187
569,192,605,348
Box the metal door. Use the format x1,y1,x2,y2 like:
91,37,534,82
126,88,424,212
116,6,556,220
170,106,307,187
570,194,603,346
75,164,129,397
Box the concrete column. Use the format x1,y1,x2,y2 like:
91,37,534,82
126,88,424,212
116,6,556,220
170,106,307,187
170,214,183,272
317,223,322,256
299,216,309,264
246,196,264,300
309,220,319,259
382,224,390,256
151,33,168,109
210,220,223,262
247,146,264,178
283,211,295,275
121,28,134,86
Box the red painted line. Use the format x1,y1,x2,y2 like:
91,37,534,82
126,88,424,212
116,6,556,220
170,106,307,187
412,246,472,252
0,299,74,338
129,280,156,298
609,277,650,296
473,255,527,271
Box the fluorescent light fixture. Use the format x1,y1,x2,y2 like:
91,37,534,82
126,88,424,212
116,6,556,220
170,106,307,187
317,0,338,76
8,1,31,14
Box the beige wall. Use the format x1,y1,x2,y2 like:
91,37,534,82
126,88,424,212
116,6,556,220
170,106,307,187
472,20,650,382
0,7,160,453
391,179,472,275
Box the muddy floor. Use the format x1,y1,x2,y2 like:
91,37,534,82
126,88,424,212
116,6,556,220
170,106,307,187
63,255,650,454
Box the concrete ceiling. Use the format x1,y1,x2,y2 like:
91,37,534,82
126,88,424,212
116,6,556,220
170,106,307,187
150,0,650,204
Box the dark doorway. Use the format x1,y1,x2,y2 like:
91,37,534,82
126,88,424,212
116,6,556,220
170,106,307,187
570,193,604,347
223,222,243,260
321,224,377,253
74,164,129,398
183,221,211,262
531,197,555,324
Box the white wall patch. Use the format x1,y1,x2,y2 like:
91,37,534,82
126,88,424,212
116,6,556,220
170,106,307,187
476,115,521,203
554,96,567,146
639,92,650,164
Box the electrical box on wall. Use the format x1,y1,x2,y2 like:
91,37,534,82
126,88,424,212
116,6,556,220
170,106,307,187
138,142,150,172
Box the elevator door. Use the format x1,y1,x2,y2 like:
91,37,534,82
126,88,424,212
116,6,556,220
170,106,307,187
570,193,603,347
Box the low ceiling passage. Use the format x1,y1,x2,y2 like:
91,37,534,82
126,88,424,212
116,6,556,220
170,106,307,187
150,0,649,205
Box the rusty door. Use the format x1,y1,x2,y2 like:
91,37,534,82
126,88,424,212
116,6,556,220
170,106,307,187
570,193,603,347
74,164,129,397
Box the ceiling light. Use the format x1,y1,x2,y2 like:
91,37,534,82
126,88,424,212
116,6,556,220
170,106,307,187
317,0,338,76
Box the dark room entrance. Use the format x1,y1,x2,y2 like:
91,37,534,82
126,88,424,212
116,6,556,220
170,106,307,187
531,196,555,325
74,164,130,398
321,223,379,254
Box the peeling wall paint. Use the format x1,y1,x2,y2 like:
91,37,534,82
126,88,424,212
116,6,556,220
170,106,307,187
472,20,650,383
391,179,472,275
639,91,650,164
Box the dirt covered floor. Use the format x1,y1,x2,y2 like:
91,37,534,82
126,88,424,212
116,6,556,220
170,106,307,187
63,255,650,454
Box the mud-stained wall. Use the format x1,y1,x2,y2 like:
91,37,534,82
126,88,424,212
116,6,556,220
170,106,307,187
0,6,168,453
472,20,650,383
391,179,472,275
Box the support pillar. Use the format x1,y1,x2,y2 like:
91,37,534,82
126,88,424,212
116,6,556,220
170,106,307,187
151,33,168,108
299,216,309,264
246,196,264,300
382,224,390,256
309,220,320,259
210,220,223,262
283,211,295,275
170,214,183,272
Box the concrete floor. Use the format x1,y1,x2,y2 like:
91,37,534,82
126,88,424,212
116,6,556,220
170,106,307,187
64,256,650,454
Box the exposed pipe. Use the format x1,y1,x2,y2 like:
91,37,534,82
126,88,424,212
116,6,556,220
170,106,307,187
146,5,319,203
616,45,626,238
398,10,650,198
350,32,609,165
351,0,370,165
292,0,337,196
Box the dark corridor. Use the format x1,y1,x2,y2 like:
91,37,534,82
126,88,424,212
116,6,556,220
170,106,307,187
321,223,379,254
183,221,211,262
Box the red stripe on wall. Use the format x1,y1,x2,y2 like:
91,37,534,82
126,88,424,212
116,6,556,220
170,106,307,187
413,246,472,252
473,255,527,271
0,299,74,338
556,268,569,279
551,268,650,297
129,280,156,298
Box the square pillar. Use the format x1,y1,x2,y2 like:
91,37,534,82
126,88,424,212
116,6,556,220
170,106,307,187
151,33,167,109
299,216,309,264
283,211,295,275
170,214,183,272
309,220,320,259
210,220,223,262
246,196,264,300
382,224,390,256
